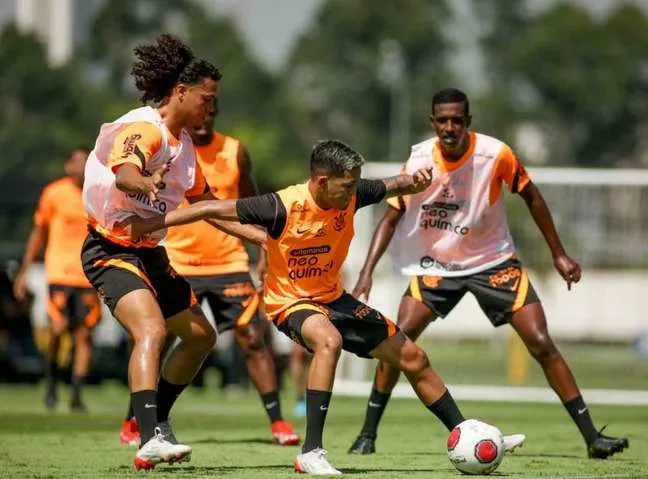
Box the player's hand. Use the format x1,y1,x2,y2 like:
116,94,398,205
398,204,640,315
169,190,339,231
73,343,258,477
116,216,152,242
12,269,28,302
352,270,373,302
553,253,582,290
143,163,170,203
409,168,433,194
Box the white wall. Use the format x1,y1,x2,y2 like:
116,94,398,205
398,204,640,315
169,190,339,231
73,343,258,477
25,262,647,345
359,270,646,341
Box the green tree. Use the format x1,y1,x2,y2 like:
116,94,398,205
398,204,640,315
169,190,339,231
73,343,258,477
285,0,451,163
479,2,648,167
0,25,112,180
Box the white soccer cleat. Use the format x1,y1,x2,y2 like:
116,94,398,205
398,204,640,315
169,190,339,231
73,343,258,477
293,448,342,475
157,419,179,445
503,433,526,453
134,427,192,470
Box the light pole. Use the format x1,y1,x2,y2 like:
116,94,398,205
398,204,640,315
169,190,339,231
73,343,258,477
378,39,410,163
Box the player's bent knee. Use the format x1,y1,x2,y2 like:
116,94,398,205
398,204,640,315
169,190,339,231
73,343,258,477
196,325,217,351
400,343,429,374
313,331,343,356
236,325,266,352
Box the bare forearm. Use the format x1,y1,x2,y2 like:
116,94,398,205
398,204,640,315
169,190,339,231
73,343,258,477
19,227,46,271
205,218,266,246
130,200,237,237
381,173,429,198
362,220,397,275
115,164,151,194
525,190,567,258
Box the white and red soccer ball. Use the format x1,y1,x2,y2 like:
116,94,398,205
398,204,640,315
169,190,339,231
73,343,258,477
447,419,505,475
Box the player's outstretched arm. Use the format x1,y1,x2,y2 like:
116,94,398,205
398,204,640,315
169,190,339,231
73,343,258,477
353,206,403,300
129,199,266,246
381,168,433,198
187,191,266,246
519,182,581,289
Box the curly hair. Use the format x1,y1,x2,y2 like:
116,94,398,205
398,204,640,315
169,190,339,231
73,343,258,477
131,34,222,104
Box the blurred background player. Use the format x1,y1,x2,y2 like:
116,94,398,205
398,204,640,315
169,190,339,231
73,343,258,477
120,103,300,447
81,33,264,470
290,343,310,417
127,139,525,475
13,148,100,412
347,88,629,460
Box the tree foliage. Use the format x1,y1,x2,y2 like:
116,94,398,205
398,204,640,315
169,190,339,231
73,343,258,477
479,1,648,166
286,0,451,162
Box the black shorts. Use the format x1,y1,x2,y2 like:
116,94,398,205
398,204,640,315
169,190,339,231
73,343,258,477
187,273,261,334
404,258,540,327
275,292,399,359
47,285,101,330
81,229,196,319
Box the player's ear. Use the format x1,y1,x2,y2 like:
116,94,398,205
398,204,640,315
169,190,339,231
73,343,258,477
174,83,189,101
466,115,472,128
314,175,328,188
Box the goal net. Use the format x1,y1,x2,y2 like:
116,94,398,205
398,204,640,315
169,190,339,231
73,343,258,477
335,164,648,405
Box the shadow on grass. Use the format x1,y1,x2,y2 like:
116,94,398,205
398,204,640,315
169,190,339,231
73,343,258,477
107,464,512,475
192,436,274,445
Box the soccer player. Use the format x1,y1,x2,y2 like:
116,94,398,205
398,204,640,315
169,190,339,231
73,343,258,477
81,34,264,470
127,139,524,475
347,88,629,460
119,104,300,446
14,147,100,412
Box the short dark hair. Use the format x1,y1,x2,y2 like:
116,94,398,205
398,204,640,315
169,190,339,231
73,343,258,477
310,140,365,176
67,146,90,159
131,34,222,104
431,88,470,115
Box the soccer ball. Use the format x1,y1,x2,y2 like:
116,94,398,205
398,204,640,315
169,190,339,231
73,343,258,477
447,419,505,475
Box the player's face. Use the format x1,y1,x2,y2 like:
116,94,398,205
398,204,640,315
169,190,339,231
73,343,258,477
179,77,218,130
322,167,361,210
65,149,88,185
431,102,471,156
190,103,217,146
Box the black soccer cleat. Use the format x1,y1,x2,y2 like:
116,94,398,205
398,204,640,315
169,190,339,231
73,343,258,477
69,397,87,413
348,435,376,455
587,426,629,459
44,389,57,410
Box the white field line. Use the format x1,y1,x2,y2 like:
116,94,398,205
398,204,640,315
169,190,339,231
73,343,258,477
333,380,648,406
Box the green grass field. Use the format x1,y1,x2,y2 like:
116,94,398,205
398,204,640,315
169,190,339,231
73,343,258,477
0,381,645,478
416,338,648,390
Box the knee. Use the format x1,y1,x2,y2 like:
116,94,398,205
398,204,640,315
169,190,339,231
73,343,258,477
50,321,67,337
194,325,217,353
74,328,90,344
400,343,429,374
237,326,266,354
526,333,560,363
313,330,343,358
131,322,167,351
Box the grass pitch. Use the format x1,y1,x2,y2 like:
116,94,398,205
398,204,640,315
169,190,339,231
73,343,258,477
0,381,645,478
